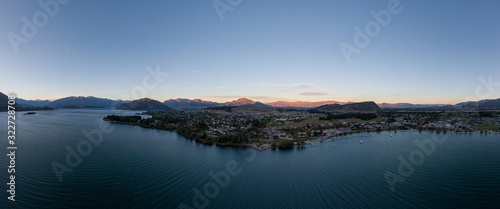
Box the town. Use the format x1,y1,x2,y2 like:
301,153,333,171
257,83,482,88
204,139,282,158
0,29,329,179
104,108,500,151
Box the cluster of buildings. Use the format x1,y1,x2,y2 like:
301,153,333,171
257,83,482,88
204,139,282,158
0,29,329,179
147,109,500,144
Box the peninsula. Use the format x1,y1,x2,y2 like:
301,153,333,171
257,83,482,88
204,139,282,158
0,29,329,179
103,99,500,151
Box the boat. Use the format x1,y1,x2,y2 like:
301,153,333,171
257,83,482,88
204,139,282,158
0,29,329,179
390,134,393,137
360,140,363,144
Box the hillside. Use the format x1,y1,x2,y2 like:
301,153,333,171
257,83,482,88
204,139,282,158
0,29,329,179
313,101,381,113
117,98,173,110
454,99,500,109
378,103,446,109
0,92,23,111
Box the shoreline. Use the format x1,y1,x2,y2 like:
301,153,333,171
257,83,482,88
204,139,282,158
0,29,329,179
104,119,499,151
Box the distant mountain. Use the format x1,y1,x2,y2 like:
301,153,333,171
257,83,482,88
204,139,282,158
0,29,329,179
455,101,480,108
313,101,381,113
13,94,500,111
377,99,500,110
117,98,173,110
224,98,273,109
0,92,23,111
455,98,500,109
47,96,128,108
477,99,500,109
266,100,345,108
163,98,272,109
17,98,51,107
164,98,221,109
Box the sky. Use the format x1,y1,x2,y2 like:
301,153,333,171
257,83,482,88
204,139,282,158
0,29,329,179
0,0,499,104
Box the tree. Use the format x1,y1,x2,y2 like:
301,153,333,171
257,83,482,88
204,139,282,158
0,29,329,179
278,140,294,149
297,141,306,148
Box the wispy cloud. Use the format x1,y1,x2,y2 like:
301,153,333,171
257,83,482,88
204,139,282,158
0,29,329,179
216,81,269,89
215,82,317,92
243,82,269,87
278,89,298,92
249,96,287,101
300,91,328,96
391,92,404,96
273,83,316,91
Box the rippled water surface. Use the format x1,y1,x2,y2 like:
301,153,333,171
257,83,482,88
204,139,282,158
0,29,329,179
1,109,500,208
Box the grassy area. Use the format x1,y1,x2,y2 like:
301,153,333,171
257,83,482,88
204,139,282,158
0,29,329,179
472,124,500,131
284,117,380,127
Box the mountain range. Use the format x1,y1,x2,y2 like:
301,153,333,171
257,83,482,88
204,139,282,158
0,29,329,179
5,93,500,111
16,98,51,107
45,96,129,108
163,98,220,109
163,98,272,109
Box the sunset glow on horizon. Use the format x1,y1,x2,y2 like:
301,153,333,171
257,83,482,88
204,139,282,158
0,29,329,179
1,0,499,104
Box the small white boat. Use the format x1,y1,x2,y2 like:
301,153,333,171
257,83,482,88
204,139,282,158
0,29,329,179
360,140,363,144
390,134,393,137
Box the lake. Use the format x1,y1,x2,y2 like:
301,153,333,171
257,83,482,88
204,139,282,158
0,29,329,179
1,109,499,208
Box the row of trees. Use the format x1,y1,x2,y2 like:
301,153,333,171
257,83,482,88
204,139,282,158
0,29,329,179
216,132,249,144
271,140,306,149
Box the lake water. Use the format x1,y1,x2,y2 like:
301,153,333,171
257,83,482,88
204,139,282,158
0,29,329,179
1,109,500,208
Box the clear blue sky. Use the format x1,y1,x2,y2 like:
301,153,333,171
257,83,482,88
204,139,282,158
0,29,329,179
1,0,499,104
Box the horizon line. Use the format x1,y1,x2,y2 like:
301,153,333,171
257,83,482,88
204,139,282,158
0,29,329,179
10,93,495,106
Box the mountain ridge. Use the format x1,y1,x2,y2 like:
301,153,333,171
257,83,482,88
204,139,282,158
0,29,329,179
224,98,272,109
9,94,500,110
265,100,345,108
163,98,220,109
117,98,173,110
312,101,381,113
46,96,128,109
